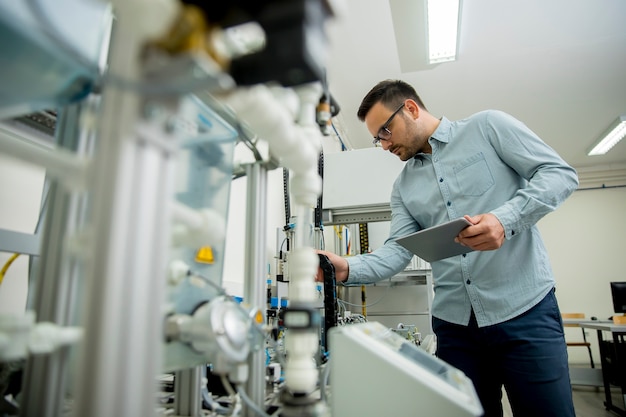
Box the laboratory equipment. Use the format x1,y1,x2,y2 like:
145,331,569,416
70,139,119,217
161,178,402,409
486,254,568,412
0,0,344,415
0,0,111,118
329,321,483,417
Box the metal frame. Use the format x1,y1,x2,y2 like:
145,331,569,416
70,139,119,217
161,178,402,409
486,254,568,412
243,162,269,416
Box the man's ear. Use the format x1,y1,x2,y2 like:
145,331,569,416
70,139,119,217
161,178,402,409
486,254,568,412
404,99,420,119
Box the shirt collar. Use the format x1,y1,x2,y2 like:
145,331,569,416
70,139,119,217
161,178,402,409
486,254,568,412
430,116,451,144
414,116,451,160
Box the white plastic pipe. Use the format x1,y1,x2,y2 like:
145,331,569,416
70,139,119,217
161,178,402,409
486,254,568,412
283,83,325,396
0,130,89,189
220,84,322,176
223,82,325,397
170,201,226,247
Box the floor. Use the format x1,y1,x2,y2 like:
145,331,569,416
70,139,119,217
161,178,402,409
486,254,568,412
571,386,624,417
502,385,624,417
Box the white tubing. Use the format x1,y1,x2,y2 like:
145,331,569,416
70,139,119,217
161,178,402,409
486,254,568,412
287,247,318,303
29,322,83,355
221,85,322,176
0,132,88,190
170,202,226,248
222,82,325,397
284,247,319,394
171,200,204,229
283,332,319,392
290,170,322,208
0,312,35,361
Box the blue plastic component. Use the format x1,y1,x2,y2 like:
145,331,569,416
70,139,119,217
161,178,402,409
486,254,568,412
0,0,111,118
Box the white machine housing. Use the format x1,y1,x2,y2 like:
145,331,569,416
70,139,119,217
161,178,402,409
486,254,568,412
329,321,483,417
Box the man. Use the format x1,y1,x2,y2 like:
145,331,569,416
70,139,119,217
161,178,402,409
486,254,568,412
318,79,578,416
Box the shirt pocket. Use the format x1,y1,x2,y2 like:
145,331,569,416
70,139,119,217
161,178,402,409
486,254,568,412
453,152,495,196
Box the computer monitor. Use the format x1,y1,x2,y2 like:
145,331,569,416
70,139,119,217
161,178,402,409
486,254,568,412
610,282,626,314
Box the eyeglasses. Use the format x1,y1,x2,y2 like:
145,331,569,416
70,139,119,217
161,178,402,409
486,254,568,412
372,103,405,146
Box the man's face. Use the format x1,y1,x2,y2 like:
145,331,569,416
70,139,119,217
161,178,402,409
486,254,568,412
365,101,425,161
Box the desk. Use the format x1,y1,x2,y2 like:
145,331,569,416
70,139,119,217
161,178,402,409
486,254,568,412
562,318,604,387
580,322,626,416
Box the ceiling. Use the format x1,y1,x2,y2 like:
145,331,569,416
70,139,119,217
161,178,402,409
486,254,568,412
323,0,626,173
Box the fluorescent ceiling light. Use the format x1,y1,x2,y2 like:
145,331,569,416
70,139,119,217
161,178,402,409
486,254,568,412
427,0,460,64
588,115,626,156
389,0,462,71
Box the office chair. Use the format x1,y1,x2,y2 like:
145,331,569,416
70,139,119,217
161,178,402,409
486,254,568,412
562,313,595,368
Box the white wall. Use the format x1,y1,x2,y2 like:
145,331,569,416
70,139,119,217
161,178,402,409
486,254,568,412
538,186,626,364
222,169,286,298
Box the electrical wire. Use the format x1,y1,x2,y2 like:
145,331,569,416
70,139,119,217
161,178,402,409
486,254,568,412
0,253,20,286
337,279,392,309
315,150,324,228
330,120,347,151
219,375,273,417
361,285,367,317
319,360,332,403
332,225,347,254
201,367,232,415
219,375,239,417
192,270,229,297
282,168,291,226
236,385,272,417
278,237,288,257
336,296,346,317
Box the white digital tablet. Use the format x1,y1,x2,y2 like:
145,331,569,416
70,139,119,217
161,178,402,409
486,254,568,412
395,218,473,262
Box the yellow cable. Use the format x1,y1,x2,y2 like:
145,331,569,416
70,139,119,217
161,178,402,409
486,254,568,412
0,253,21,286
361,285,367,317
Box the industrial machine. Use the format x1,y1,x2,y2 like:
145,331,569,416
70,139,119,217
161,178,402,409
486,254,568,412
329,321,483,417
0,1,482,416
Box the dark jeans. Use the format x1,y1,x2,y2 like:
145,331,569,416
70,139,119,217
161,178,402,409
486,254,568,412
433,289,575,417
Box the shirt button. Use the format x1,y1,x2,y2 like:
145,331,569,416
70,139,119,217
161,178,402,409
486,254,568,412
462,254,467,257
447,201,451,206
439,178,444,182
466,279,471,284
512,230,516,236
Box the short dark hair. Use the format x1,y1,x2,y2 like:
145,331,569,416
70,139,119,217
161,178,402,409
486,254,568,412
357,79,428,121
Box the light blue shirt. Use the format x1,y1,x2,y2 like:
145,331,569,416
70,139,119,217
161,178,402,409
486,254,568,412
345,110,578,327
